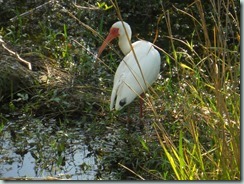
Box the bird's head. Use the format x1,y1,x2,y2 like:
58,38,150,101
97,21,131,58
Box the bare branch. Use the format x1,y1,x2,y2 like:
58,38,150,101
10,0,54,22
1,39,32,70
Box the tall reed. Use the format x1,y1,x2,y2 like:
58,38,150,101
154,0,240,180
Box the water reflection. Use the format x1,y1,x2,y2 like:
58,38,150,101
0,119,99,180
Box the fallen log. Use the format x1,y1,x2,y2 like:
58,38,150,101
0,37,34,101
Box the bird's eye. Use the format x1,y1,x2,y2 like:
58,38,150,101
110,27,120,36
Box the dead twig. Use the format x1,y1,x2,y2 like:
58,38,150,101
10,0,54,22
118,163,145,180
72,2,100,10
0,38,32,70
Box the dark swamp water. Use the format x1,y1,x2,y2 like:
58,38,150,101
0,117,100,180
0,113,149,180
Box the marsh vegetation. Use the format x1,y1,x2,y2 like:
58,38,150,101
0,0,240,180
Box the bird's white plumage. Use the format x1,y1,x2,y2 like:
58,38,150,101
110,40,161,110
98,21,161,111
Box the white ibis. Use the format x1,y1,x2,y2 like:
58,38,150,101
98,21,161,117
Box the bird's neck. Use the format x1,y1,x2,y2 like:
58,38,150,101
118,35,131,56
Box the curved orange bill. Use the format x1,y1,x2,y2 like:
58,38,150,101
97,27,119,58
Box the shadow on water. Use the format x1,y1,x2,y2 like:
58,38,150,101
0,117,103,180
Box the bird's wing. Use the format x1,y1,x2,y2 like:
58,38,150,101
110,41,161,111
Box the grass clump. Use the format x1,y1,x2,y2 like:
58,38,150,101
151,0,240,180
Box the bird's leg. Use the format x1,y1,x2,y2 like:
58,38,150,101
139,93,145,119
139,93,145,130
127,106,132,123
